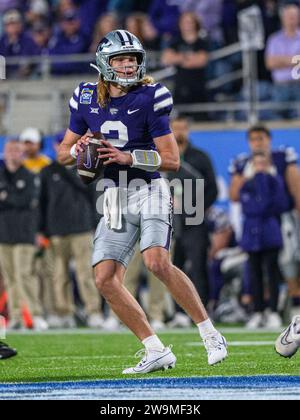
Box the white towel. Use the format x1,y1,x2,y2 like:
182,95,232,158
103,187,122,230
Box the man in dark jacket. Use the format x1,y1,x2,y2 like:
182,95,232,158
0,140,47,330
39,139,103,328
169,116,218,325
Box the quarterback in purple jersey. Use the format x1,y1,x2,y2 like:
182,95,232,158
58,30,227,373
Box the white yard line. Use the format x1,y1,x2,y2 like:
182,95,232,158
186,341,275,346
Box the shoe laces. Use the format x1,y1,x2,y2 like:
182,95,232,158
134,345,173,367
134,348,148,364
204,334,223,352
292,316,300,335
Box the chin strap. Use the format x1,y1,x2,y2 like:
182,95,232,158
130,150,162,172
90,63,101,75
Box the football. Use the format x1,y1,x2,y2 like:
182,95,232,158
77,132,107,184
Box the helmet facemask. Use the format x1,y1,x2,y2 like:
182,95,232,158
92,30,146,87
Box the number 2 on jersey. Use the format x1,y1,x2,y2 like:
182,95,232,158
101,121,129,148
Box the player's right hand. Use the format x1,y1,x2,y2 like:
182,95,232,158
75,134,91,155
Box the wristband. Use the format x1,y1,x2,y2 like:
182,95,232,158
130,149,162,172
70,144,77,159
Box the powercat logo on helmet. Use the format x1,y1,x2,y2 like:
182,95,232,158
99,37,112,49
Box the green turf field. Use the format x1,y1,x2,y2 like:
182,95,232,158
1,329,300,383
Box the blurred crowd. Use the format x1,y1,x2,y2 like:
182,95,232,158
0,119,300,331
0,1,300,119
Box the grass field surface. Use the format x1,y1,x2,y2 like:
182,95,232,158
1,328,299,383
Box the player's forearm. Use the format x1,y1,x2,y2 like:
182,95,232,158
57,144,76,166
159,152,180,172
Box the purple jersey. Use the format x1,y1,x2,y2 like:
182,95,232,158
228,148,298,211
69,82,173,185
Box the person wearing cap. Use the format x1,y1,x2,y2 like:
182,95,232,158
0,9,40,78
19,127,53,323
39,134,103,329
48,8,89,75
0,140,48,331
19,127,51,174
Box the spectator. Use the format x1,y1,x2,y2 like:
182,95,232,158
265,3,300,119
19,127,51,174
206,206,246,318
229,125,300,214
31,19,51,54
0,9,40,78
240,151,286,328
107,0,152,19
229,124,300,318
180,0,224,45
125,12,161,51
39,138,103,329
0,140,48,330
25,0,50,27
89,12,119,53
168,116,218,326
55,0,76,17
161,12,209,114
280,210,300,319
19,127,54,322
48,9,89,75
149,0,181,40
0,265,7,319
73,0,108,43
0,1,21,14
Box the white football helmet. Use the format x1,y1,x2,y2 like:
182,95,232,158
92,30,146,87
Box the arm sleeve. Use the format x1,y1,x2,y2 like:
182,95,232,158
147,84,173,139
68,84,89,136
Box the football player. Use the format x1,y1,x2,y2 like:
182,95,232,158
275,315,300,358
58,30,227,373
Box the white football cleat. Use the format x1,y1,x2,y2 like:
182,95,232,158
204,333,228,365
122,346,176,374
275,315,300,358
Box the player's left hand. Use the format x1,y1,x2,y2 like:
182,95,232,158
97,140,133,166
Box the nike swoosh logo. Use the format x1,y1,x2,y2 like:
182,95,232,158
133,351,172,372
281,327,294,345
84,146,92,169
127,109,140,115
